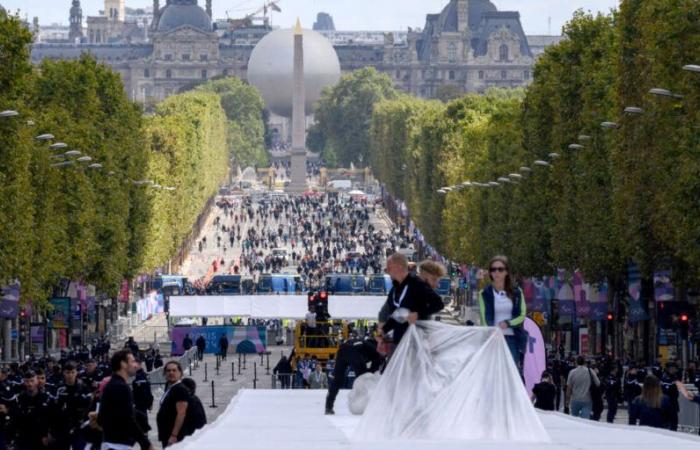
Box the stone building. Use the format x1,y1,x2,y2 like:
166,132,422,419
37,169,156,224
32,0,564,104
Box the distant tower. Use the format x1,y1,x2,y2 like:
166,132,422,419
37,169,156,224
69,0,83,41
457,0,469,33
152,0,160,29
288,18,308,192
104,0,125,22
206,0,212,19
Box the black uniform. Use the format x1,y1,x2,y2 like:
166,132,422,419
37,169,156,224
53,381,92,450
195,336,206,361
12,390,54,449
661,371,680,431
380,273,444,346
604,373,621,423
132,369,154,432
325,338,383,413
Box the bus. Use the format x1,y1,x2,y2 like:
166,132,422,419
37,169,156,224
368,274,392,295
324,274,366,295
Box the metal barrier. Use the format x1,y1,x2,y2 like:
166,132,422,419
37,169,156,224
146,347,198,385
679,385,700,434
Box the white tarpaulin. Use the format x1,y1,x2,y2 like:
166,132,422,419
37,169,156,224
355,321,549,441
172,390,700,450
169,295,386,319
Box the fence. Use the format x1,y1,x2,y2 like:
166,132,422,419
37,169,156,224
146,347,198,386
679,385,700,434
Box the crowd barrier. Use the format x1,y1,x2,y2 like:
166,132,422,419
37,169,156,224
679,385,700,434
146,347,198,385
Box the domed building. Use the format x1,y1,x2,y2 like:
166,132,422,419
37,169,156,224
155,0,212,32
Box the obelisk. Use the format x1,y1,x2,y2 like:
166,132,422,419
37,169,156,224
288,18,308,192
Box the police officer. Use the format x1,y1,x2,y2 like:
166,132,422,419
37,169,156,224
53,362,92,450
80,360,103,392
35,369,57,398
132,359,154,433
325,337,383,415
604,366,621,423
13,371,54,449
661,362,680,431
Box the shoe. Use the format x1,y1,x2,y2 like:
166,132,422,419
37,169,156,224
325,408,335,415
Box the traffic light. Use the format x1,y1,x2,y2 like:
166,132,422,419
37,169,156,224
19,308,26,319
607,313,614,322
680,313,690,340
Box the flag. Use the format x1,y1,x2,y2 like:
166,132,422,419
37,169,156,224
573,270,590,319
653,270,674,302
270,2,282,12
588,282,609,321
627,263,648,323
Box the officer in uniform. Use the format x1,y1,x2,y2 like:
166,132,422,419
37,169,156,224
132,359,154,433
80,360,103,392
324,337,383,415
12,371,54,449
661,362,680,431
53,362,92,450
604,366,621,423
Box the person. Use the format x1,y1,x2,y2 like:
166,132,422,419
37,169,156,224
132,358,154,433
195,335,206,361
126,337,139,356
565,356,600,420
13,370,54,450
629,375,674,429
325,337,383,415
218,334,229,361
180,378,207,438
309,364,328,389
377,253,444,349
416,260,447,290
156,361,190,448
182,334,193,352
478,255,527,367
531,371,556,411
97,350,153,450
675,380,700,404
273,355,292,389
660,362,680,431
604,366,621,423
53,362,92,450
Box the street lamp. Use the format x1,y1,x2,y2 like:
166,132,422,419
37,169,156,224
568,144,584,150
461,181,472,187
601,121,619,130
64,150,81,157
649,88,683,99
624,106,644,115
0,110,19,118
49,142,68,150
88,163,103,169
35,134,54,141
508,173,522,180
548,153,560,159
578,135,592,142
682,64,700,73
497,177,511,184
437,189,446,194
76,156,92,162
519,166,532,173
534,160,551,167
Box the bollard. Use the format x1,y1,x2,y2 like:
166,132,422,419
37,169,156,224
231,362,235,381
253,362,257,389
260,352,264,365
238,353,241,370
243,353,247,370
216,354,220,370
266,352,270,375
203,362,208,382
189,363,192,377
209,380,217,408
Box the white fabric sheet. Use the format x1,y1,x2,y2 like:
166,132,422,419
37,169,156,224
355,321,550,442
169,295,386,319
172,390,700,450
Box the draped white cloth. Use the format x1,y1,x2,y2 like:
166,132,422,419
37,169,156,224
354,321,551,442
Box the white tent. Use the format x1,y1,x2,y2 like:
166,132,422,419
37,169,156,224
169,295,386,320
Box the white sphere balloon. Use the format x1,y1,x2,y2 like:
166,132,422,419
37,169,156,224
247,28,341,118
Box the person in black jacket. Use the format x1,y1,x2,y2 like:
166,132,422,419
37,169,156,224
324,337,383,415
604,366,622,423
180,378,207,438
12,370,54,450
273,355,293,389
97,350,153,450
629,375,674,429
377,253,444,349
218,334,229,361
53,362,92,450
132,359,154,433
195,335,206,361
182,334,193,352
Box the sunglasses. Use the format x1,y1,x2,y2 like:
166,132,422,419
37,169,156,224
489,267,507,273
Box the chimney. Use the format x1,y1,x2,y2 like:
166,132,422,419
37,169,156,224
457,0,468,33
206,0,212,19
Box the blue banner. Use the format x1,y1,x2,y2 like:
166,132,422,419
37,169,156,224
0,283,20,319
171,326,267,355
627,264,649,324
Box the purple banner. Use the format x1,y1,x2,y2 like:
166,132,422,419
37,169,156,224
653,270,674,302
627,264,648,323
589,282,609,321
523,318,547,396
557,281,575,324
0,283,20,319
573,271,590,319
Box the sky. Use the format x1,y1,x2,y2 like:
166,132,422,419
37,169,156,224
1,0,619,35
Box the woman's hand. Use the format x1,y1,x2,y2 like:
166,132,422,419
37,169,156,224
498,321,509,330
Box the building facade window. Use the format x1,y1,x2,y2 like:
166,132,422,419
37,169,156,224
200,54,208,61
524,70,530,80
448,43,457,62
479,70,484,80
166,69,172,79
501,70,507,80
499,44,509,62
144,68,150,78
396,70,400,79
449,70,456,80
201,69,207,79
165,54,173,61
182,54,190,61
223,69,229,77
